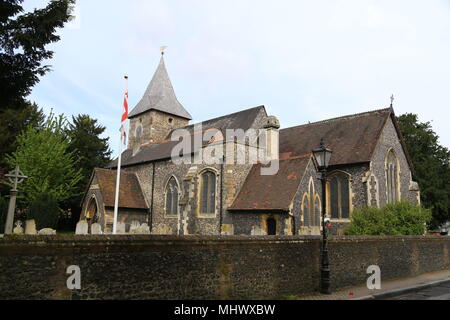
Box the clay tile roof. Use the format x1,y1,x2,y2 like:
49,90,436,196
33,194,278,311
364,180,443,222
128,56,192,120
108,106,267,168
229,156,311,212
280,108,392,167
94,168,148,209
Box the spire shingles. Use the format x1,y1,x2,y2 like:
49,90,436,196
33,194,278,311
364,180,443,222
129,57,192,120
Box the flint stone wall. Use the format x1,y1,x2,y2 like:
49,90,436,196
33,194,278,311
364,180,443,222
0,235,448,300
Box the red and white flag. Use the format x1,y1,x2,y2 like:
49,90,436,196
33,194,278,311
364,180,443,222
120,77,129,146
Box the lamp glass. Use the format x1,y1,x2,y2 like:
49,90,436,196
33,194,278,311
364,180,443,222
313,143,332,170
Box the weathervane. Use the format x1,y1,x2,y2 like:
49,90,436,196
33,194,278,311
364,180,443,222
160,46,168,56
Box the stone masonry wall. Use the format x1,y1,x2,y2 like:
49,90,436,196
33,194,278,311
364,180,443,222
371,116,419,206
0,235,449,300
129,110,189,151
123,107,269,236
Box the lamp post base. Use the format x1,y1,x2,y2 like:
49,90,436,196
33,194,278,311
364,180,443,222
320,267,332,295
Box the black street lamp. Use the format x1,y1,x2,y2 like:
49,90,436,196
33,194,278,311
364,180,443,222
312,138,333,295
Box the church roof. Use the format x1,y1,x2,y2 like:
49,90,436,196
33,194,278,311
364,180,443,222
108,106,266,168
128,56,192,120
279,108,394,167
89,168,148,210
229,156,312,213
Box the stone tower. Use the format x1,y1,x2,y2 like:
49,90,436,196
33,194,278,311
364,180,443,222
128,55,192,151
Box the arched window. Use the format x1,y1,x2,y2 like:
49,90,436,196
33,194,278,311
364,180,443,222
314,196,321,227
165,177,179,216
302,180,322,227
267,217,277,236
386,150,399,204
86,197,98,223
200,171,216,214
302,194,310,227
328,173,350,219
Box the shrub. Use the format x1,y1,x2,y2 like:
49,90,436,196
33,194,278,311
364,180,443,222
345,202,432,236
0,195,8,233
28,193,60,230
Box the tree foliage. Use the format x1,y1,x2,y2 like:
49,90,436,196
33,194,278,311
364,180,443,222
0,101,45,168
6,112,83,205
0,0,75,107
60,115,111,228
0,0,75,167
345,202,432,236
397,113,450,229
66,114,112,188
28,193,60,230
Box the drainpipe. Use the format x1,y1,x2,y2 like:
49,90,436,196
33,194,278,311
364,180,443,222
149,162,156,233
219,155,225,235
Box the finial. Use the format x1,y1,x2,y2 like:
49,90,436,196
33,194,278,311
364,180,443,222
320,138,325,147
160,46,168,56
390,94,395,108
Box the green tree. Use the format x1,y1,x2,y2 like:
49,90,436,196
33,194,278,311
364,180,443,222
67,115,112,188
345,202,432,236
0,102,45,169
0,0,75,167
6,112,83,207
397,113,450,229
60,115,111,228
28,193,60,230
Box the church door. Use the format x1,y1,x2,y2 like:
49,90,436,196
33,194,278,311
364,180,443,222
267,218,277,236
86,197,99,234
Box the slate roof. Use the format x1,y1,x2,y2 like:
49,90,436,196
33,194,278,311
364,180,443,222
108,106,267,168
228,156,312,213
280,108,394,167
128,56,192,120
91,168,148,209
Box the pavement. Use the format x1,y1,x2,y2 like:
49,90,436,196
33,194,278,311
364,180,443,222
297,270,450,300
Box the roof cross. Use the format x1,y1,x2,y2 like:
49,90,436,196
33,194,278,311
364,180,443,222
390,94,395,108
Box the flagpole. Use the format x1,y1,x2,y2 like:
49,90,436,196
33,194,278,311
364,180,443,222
113,139,122,235
113,75,129,235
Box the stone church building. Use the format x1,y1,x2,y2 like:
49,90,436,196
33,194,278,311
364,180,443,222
81,55,421,236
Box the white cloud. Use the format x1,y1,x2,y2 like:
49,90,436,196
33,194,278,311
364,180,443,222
23,0,450,153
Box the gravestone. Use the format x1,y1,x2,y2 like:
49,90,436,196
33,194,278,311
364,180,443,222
25,220,37,235
132,223,150,234
13,221,24,235
38,228,56,235
139,223,151,234
116,222,126,234
75,221,89,235
129,220,141,234
91,223,103,235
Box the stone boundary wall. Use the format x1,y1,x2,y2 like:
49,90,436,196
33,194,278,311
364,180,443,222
0,235,449,300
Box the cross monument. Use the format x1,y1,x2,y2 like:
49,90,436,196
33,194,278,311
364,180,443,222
4,167,27,235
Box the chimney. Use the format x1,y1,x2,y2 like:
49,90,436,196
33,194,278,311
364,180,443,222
263,116,280,161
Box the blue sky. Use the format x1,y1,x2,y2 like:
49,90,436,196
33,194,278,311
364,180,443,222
24,0,450,156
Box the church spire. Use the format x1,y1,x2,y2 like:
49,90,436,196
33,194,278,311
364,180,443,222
128,53,192,120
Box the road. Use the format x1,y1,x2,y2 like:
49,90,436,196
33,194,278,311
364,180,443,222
381,281,450,300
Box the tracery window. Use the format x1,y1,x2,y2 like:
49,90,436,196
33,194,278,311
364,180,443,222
328,173,350,219
386,150,399,204
165,177,179,216
302,180,321,227
302,193,310,227
200,171,216,214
